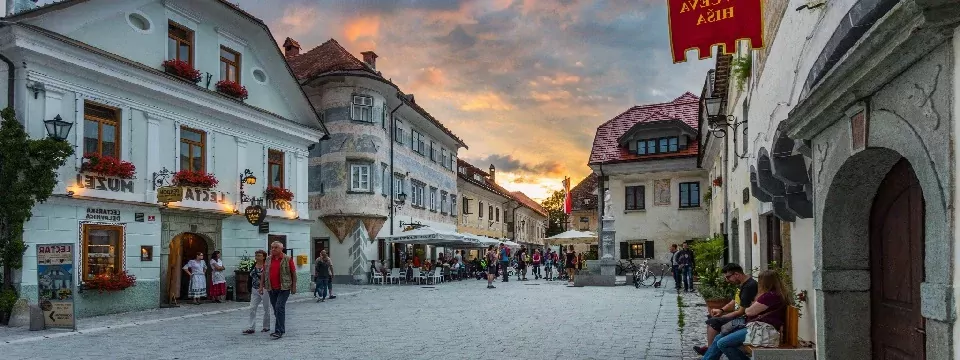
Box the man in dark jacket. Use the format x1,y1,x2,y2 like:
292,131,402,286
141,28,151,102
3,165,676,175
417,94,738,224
677,242,695,292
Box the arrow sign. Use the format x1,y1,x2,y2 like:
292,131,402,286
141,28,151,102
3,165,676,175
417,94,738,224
49,311,56,322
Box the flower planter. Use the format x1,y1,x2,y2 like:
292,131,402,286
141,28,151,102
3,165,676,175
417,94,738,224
234,270,250,302
82,270,136,293
81,153,136,179
704,298,731,310
171,170,219,189
265,186,294,202
215,80,248,100
162,59,202,83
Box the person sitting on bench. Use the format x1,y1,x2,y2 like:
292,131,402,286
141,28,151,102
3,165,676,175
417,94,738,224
701,269,792,360
695,263,758,355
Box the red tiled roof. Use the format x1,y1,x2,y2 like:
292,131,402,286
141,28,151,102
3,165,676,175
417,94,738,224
457,159,513,198
511,191,548,218
570,173,598,211
589,92,700,164
286,39,377,79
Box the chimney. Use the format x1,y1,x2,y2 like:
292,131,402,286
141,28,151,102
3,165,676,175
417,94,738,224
282,37,301,58
489,164,496,183
361,51,378,69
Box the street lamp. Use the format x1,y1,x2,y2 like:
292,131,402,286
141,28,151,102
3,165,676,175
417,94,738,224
239,169,261,205
390,192,407,211
44,115,73,141
704,97,748,159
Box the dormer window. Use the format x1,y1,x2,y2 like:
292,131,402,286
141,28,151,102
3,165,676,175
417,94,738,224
636,136,682,155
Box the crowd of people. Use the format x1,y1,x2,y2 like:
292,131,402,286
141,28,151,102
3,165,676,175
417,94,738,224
480,243,587,288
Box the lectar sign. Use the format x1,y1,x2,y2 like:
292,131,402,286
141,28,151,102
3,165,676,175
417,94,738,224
666,0,764,63
36,243,77,330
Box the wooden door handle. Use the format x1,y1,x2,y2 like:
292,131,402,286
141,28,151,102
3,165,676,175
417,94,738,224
915,327,926,335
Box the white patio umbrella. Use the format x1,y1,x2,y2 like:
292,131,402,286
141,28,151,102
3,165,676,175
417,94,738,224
384,227,479,247
545,230,598,245
501,240,521,248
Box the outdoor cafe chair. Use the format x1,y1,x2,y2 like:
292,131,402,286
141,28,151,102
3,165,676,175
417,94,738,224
432,268,444,284
412,268,424,285
371,270,385,285
388,268,402,284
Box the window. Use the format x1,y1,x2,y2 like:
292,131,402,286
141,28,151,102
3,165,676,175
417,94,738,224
679,182,701,208
451,195,457,217
430,142,436,162
411,182,425,207
82,224,123,280
268,149,284,188
167,21,193,65
83,101,121,158
625,185,645,210
429,187,438,211
479,201,484,218
394,176,405,200
411,131,425,155
620,240,654,259
462,197,469,215
179,126,206,172
350,164,371,191
635,136,682,155
352,95,373,122
394,120,404,144
488,205,493,220
382,106,388,129
440,191,448,214
220,46,241,83
495,208,500,222
381,165,388,196
473,174,484,182
441,149,448,169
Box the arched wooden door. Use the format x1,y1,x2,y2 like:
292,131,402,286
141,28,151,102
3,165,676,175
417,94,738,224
870,159,925,360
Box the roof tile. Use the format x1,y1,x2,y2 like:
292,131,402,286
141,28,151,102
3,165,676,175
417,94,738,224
570,173,599,211
511,191,548,218
590,92,701,164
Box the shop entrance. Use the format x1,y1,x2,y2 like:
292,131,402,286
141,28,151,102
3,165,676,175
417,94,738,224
165,233,211,303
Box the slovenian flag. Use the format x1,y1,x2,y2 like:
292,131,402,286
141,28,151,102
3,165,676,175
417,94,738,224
563,177,572,215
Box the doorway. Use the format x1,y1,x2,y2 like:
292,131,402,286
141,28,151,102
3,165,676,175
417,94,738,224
765,216,782,267
869,159,925,359
313,237,330,260
165,233,210,302
743,219,752,271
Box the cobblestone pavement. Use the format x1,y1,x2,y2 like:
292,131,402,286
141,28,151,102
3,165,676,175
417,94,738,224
0,280,696,359
678,290,709,360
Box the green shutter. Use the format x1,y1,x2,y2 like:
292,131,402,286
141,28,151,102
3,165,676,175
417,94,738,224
644,241,654,259
619,242,628,260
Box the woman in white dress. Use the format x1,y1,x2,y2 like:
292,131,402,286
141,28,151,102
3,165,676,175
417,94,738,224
182,252,207,305
209,250,226,303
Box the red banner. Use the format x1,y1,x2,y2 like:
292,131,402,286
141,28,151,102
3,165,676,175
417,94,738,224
562,177,572,215
667,0,764,63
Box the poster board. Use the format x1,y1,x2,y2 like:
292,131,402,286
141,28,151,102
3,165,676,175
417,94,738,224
36,243,77,330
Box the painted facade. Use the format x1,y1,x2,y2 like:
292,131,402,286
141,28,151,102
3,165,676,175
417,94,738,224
289,39,466,283
456,161,511,240
4,0,324,323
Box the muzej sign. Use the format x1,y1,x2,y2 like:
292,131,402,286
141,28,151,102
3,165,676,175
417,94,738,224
244,205,265,226
667,0,763,63
36,243,76,330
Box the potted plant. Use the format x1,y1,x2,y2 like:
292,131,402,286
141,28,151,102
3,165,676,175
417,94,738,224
161,59,202,83
703,186,713,206
80,153,136,179
692,234,734,306
234,252,255,302
265,186,294,202
171,170,219,189
712,176,723,187
83,270,137,293
215,80,249,100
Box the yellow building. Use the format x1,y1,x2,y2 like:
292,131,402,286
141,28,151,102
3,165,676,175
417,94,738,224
456,160,513,239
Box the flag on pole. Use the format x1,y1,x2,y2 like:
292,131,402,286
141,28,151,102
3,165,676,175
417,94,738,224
563,177,572,215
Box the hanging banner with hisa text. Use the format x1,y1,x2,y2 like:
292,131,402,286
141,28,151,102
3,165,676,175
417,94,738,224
667,0,764,63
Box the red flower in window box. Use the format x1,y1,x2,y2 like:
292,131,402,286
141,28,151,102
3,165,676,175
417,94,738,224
215,80,249,100
81,153,136,179
161,59,202,83
712,177,722,187
265,186,294,202
171,170,219,189
83,270,136,293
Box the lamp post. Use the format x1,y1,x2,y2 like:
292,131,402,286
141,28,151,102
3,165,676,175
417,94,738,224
239,169,261,205
704,96,747,264
43,114,73,141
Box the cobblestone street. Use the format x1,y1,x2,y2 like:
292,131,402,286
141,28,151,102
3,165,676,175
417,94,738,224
0,279,705,359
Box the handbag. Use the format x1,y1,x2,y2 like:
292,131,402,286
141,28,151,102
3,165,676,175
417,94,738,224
744,321,781,347
720,316,746,335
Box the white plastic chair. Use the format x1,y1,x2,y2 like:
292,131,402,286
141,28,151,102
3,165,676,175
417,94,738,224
412,268,424,284
371,270,384,285
388,268,401,284
432,268,444,284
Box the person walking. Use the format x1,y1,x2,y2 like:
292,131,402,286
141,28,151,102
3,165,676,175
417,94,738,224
485,245,498,289
313,251,331,302
499,243,511,282
516,245,528,281
544,249,553,280
243,250,270,334
208,250,226,303
325,251,336,299
455,250,465,280
261,241,297,339
669,244,682,292
532,249,542,280
182,252,207,305
565,245,576,284
679,243,695,292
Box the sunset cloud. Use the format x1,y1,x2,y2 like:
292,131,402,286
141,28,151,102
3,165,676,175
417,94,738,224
459,92,514,112
278,6,319,36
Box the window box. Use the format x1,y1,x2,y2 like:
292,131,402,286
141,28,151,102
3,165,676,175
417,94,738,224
161,59,201,83
172,170,219,189
80,153,136,179
265,186,294,202
215,80,249,100
712,177,722,187
82,269,136,293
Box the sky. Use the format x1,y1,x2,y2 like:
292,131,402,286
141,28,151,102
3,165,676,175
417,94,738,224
33,0,713,201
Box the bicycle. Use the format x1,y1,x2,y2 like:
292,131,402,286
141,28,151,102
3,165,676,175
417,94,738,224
633,260,656,288
616,259,640,276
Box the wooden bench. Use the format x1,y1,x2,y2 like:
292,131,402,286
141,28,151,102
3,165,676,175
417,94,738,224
743,305,800,356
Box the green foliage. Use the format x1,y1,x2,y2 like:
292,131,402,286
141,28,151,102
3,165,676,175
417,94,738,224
0,288,16,313
692,234,737,300
702,186,712,206
541,190,567,237
677,294,686,330
731,53,753,92
0,107,74,295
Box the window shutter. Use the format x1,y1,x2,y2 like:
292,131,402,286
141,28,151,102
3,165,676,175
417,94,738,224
625,187,634,210
628,140,637,153
644,241,654,259
639,186,646,209
619,242,628,260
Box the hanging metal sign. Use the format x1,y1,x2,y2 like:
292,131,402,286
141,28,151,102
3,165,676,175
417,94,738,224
244,205,265,226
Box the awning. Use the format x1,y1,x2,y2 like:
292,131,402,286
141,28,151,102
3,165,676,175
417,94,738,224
545,230,598,245
383,227,480,247
462,233,501,247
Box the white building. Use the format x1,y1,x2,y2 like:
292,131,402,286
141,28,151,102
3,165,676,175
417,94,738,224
588,93,709,262
286,39,466,281
4,0,325,322
699,0,960,358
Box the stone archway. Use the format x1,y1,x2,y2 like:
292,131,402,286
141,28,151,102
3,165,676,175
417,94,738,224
158,211,223,306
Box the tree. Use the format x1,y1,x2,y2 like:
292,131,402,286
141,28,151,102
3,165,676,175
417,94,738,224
0,107,73,325
540,190,567,237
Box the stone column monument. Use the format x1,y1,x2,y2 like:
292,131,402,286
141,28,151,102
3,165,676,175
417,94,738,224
599,190,617,276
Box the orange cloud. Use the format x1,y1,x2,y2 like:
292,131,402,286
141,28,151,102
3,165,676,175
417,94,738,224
460,92,514,111
540,73,581,85
343,16,381,49
530,89,573,102
411,67,445,90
